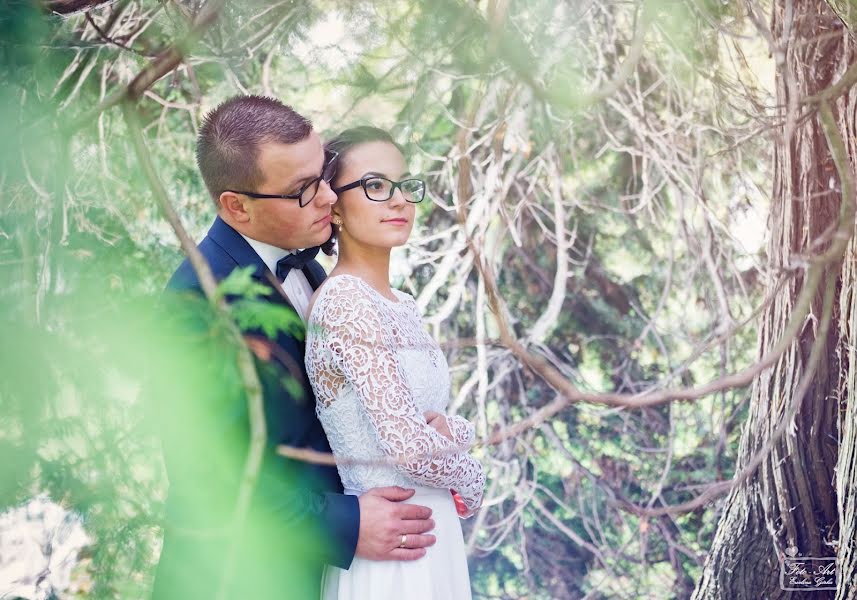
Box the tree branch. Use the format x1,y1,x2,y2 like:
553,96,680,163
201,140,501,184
64,0,226,135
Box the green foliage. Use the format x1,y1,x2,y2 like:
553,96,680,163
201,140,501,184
1,0,771,597
217,266,306,340
231,298,307,341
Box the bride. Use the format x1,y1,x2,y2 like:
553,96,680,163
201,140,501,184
305,126,485,600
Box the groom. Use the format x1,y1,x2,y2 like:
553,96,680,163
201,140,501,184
151,95,435,600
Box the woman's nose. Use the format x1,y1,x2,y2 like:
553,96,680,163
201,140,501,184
388,186,407,207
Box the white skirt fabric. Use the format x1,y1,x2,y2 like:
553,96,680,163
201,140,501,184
321,487,472,600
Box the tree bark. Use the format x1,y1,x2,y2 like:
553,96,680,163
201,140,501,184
837,238,857,600
693,3,855,599
41,0,114,15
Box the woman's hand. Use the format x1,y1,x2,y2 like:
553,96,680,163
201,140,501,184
424,410,453,441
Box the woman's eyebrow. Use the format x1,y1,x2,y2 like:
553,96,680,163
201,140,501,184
363,170,412,178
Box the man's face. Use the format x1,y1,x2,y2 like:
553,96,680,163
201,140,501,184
240,132,337,250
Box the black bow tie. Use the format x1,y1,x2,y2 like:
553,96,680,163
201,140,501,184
276,247,319,281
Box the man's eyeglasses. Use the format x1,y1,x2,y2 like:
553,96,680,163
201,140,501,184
224,150,339,208
332,175,426,203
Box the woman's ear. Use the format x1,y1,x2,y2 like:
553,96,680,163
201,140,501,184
218,192,251,223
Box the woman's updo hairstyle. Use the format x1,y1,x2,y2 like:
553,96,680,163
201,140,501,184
320,126,405,256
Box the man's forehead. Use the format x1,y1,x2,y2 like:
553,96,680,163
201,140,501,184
258,134,323,177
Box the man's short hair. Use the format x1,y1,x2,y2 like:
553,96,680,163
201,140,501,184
196,95,313,201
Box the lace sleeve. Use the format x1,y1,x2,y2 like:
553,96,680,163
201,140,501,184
315,279,485,511
447,415,476,447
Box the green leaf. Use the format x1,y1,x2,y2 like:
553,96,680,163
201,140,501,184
231,299,305,340
215,266,272,302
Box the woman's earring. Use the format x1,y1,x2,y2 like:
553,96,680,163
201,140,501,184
332,216,343,226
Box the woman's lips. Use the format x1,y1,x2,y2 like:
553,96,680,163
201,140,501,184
383,218,408,225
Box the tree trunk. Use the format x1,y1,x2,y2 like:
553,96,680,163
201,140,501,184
837,238,857,600
693,3,855,599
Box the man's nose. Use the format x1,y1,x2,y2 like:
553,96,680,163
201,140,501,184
316,179,338,206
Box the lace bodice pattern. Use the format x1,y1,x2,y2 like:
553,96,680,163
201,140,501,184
305,275,485,512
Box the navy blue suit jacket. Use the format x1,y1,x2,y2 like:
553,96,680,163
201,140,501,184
151,216,359,600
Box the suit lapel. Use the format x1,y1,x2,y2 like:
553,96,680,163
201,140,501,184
206,216,294,307
207,216,328,303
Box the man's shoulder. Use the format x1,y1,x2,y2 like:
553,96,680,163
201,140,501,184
165,235,233,293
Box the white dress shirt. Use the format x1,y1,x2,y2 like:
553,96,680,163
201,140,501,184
240,234,315,323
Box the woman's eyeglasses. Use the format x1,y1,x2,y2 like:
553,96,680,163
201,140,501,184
332,175,426,203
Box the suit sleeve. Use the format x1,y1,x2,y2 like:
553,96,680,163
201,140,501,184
158,256,360,572
241,351,360,569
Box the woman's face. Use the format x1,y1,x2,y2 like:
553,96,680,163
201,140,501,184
332,141,418,251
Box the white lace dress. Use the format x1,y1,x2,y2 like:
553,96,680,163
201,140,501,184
305,274,485,600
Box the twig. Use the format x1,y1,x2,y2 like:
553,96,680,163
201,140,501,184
84,11,139,54
64,0,226,135
803,57,857,105
623,258,838,517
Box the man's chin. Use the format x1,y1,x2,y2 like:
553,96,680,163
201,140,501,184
307,225,332,248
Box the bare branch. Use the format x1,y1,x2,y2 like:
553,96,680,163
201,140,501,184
64,0,226,135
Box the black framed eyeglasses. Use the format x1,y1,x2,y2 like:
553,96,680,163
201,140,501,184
224,150,339,208
332,175,426,203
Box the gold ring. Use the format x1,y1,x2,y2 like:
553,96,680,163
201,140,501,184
399,534,407,548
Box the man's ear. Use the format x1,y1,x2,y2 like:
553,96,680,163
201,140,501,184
218,192,251,223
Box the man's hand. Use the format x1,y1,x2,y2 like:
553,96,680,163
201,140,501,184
424,411,453,441
355,487,436,561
